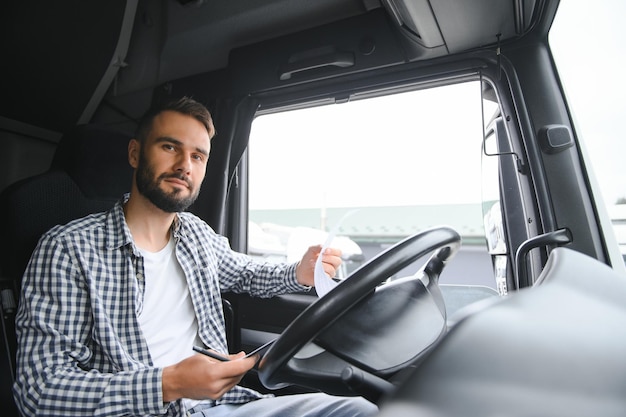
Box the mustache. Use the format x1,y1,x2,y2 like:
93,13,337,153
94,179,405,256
158,172,192,188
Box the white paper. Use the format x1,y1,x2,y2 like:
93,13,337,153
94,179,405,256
314,209,359,297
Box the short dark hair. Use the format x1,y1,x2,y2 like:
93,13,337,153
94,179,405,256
135,96,216,143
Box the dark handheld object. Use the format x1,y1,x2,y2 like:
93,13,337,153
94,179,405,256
193,346,230,362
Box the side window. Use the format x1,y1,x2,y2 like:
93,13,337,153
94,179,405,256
550,1,626,263
247,82,499,294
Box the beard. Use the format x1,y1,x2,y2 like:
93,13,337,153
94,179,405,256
135,150,201,213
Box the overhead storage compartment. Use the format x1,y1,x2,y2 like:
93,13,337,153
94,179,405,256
381,0,538,57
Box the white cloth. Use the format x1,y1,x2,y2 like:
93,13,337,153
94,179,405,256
137,236,205,411
137,236,203,366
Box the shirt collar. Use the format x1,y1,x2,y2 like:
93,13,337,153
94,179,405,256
105,195,134,251
105,193,187,251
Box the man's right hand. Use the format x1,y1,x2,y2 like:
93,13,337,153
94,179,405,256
162,351,259,402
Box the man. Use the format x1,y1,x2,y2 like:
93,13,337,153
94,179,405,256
13,97,377,417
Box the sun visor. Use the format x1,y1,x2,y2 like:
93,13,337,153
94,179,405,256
382,0,538,55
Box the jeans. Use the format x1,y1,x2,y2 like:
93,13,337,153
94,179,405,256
187,393,378,417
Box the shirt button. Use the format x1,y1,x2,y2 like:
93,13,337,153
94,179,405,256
136,273,144,280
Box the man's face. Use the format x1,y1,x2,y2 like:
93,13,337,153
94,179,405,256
132,110,211,212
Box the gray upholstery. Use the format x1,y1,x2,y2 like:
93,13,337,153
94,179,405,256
0,124,133,416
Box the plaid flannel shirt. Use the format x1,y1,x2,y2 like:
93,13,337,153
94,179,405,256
13,196,306,416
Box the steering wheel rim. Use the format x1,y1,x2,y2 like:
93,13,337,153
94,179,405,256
258,225,461,391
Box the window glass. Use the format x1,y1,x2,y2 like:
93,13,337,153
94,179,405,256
248,82,498,291
550,0,626,262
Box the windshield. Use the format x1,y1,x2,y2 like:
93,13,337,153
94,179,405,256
248,81,499,289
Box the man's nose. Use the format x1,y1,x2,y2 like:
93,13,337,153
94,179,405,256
174,153,192,173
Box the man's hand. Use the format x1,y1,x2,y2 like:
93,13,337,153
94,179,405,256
162,351,258,402
295,245,343,287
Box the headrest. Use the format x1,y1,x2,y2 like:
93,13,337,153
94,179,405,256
0,124,135,282
50,124,134,199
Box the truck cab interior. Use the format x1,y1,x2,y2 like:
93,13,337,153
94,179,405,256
2,0,626,416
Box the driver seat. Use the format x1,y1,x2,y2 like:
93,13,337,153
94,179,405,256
0,124,134,417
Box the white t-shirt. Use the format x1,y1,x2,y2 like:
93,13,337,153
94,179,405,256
137,236,203,367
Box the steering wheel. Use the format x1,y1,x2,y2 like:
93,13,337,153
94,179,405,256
258,226,461,402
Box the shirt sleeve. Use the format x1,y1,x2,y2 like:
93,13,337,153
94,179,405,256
206,230,309,297
13,233,169,417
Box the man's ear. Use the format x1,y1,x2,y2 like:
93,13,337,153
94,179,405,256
128,139,140,169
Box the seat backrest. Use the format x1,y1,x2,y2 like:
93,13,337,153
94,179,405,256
0,124,133,416
0,124,133,284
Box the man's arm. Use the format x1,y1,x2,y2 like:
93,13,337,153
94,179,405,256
13,235,167,417
206,229,342,296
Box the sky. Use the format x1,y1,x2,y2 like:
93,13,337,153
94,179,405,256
248,1,626,211
249,82,491,209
